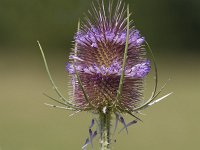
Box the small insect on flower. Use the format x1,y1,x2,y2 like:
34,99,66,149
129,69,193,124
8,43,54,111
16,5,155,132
38,0,172,149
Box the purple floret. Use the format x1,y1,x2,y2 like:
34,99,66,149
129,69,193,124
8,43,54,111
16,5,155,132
75,28,145,49
125,61,151,78
67,60,150,78
66,63,74,74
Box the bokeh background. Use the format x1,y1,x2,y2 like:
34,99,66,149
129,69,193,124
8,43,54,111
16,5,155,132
0,0,200,149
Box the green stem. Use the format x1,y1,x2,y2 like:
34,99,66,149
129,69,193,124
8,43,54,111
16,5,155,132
99,111,111,150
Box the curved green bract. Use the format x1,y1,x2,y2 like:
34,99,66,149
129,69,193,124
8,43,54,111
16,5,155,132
116,4,130,103
37,41,78,109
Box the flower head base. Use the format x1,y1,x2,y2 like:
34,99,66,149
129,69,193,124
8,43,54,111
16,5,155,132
67,0,150,113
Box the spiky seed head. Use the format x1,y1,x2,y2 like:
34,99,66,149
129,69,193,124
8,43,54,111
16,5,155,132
67,0,150,113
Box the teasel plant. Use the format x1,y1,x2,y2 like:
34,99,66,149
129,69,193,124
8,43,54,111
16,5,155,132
38,0,172,149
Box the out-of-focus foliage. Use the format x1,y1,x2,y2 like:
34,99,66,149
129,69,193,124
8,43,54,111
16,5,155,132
0,0,199,51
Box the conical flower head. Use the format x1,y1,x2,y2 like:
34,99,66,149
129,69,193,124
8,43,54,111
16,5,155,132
67,0,150,113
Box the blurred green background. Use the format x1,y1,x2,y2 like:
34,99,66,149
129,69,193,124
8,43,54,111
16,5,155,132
0,0,199,150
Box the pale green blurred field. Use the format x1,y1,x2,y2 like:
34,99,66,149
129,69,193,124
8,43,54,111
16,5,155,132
0,47,200,150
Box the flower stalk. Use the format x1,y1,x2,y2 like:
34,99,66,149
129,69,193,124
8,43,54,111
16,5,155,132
99,110,112,150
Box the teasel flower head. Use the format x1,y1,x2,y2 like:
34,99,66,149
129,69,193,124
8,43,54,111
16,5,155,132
38,0,172,149
67,0,151,114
